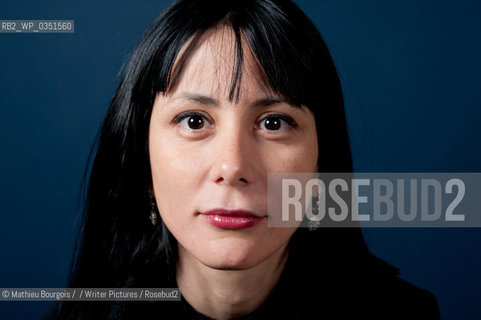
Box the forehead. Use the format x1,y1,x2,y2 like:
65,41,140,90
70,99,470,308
167,26,272,102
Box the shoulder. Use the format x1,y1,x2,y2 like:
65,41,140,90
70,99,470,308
284,251,441,319
290,273,441,319
358,275,441,319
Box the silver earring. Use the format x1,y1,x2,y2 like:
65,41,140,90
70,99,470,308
149,194,158,226
308,198,321,231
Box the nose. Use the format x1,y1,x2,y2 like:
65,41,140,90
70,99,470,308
210,127,255,187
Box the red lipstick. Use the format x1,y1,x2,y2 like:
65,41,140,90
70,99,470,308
201,209,264,229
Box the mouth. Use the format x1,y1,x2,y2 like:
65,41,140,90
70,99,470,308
200,209,266,229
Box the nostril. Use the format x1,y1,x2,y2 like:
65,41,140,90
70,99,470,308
215,176,248,185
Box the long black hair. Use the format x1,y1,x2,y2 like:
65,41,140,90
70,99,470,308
57,0,396,318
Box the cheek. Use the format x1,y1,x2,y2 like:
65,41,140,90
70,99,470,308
149,133,204,226
261,139,318,172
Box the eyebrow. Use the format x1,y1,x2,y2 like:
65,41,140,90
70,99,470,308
182,93,219,106
177,92,294,109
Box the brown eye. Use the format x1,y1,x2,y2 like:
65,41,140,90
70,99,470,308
259,115,297,132
186,115,204,129
173,112,212,131
263,117,282,130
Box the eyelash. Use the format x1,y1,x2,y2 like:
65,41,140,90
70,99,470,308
171,111,298,132
172,111,210,126
258,114,298,131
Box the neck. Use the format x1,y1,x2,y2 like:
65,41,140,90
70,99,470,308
176,244,289,320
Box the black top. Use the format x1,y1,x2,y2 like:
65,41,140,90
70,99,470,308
173,252,440,320
43,250,441,319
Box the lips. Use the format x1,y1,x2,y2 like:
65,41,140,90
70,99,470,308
200,209,265,229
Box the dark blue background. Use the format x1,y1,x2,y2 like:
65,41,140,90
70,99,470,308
1,0,480,319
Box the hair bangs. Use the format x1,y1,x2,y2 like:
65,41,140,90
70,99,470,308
148,1,309,107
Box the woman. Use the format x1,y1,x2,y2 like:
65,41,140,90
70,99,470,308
51,0,440,319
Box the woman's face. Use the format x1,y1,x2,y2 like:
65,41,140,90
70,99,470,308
149,27,318,270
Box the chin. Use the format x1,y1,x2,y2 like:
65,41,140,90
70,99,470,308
200,240,264,270
202,257,258,271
